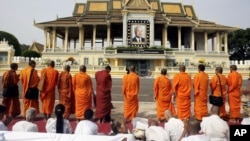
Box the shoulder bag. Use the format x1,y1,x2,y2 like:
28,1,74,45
25,69,39,99
209,74,223,106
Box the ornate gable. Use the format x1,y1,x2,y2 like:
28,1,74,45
124,0,151,10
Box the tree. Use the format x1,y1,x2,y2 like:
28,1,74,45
0,31,21,56
22,50,41,58
228,28,250,60
20,44,30,54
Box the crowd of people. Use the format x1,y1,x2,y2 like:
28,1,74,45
0,59,247,140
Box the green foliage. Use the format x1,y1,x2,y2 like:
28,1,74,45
22,50,41,58
0,31,21,56
20,44,30,54
228,28,250,60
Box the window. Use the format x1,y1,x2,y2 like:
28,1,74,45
83,57,89,65
98,58,103,65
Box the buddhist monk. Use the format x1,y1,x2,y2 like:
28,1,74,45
20,60,40,117
72,65,93,121
193,64,209,121
172,65,192,120
122,65,140,122
95,65,112,123
210,67,227,118
228,65,242,123
40,60,59,120
154,68,175,122
58,65,74,119
2,63,20,119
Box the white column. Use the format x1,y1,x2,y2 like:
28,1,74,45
149,11,155,47
212,37,215,51
48,32,52,50
178,27,181,50
191,28,194,51
224,32,228,54
107,24,111,48
115,58,118,66
92,25,96,50
121,10,128,46
79,26,83,50
163,24,168,48
43,28,47,52
216,32,220,53
204,32,208,53
52,27,57,52
64,27,69,52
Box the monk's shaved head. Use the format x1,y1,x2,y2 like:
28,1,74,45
211,105,220,115
80,65,86,72
230,65,237,71
215,67,223,74
47,60,55,67
129,65,136,72
179,65,186,72
188,118,201,135
64,65,70,72
161,68,167,75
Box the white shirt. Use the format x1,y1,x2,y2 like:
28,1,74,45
115,134,135,141
181,134,210,141
201,115,229,141
0,122,7,131
12,121,38,132
74,120,98,135
46,118,72,134
145,126,169,141
241,117,250,125
164,118,184,141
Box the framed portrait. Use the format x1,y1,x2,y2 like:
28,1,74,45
127,20,150,47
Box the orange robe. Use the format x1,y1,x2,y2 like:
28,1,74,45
2,70,20,117
72,72,93,120
58,71,73,119
154,75,175,119
173,72,192,120
193,71,209,120
210,74,227,117
40,67,59,115
122,72,140,120
20,66,40,116
227,71,242,119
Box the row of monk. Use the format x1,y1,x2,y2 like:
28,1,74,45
1,60,243,125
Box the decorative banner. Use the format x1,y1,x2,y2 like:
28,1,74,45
127,20,150,48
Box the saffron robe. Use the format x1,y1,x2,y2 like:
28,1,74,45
154,75,175,119
72,72,93,119
58,71,74,119
20,66,40,116
2,70,21,117
173,72,192,120
227,71,242,118
210,74,227,117
40,66,59,115
122,72,140,120
193,71,209,120
95,70,112,119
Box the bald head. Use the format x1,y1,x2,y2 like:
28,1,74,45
210,105,220,115
64,65,70,72
80,65,86,72
179,65,186,72
129,66,136,72
230,65,237,71
26,107,36,122
188,118,201,135
47,60,55,68
164,109,173,121
215,67,223,74
161,68,167,75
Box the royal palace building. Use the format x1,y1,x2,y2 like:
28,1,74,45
33,0,238,76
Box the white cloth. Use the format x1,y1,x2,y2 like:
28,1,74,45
74,120,98,135
132,117,148,130
181,134,210,141
0,122,7,131
114,133,135,141
164,118,184,141
201,115,229,141
12,121,38,132
241,117,250,125
46,118,72,134
145,126,169,141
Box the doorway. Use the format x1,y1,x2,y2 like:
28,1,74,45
125,60,150,76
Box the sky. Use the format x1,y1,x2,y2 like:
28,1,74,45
0,0,250,45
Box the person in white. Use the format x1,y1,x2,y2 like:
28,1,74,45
46,104,72,133
0,105,11,131
241,114,250,125
179,118,210,141
164,109,184,141
145,119,169,141
74,109,98,135
201,105,229,141
12,107,38,132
